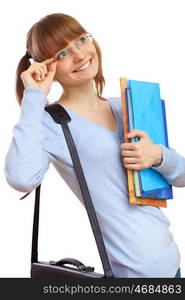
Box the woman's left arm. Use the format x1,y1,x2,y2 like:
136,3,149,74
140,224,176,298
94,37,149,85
121,129,185,187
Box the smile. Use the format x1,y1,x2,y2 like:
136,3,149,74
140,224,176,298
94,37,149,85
74,59,92,72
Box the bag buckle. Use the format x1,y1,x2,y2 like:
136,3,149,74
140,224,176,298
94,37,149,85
78,265,95,272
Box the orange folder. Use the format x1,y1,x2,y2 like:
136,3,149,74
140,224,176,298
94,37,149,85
120,77,167,208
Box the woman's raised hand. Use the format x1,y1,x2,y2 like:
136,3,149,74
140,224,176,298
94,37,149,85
20,58,58,96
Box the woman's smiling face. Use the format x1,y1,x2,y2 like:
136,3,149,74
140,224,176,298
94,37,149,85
53,34,99,87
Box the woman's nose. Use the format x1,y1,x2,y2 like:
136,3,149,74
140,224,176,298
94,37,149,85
72,48,86,62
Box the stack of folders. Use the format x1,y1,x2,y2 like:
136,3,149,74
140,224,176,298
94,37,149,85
120,77,173,208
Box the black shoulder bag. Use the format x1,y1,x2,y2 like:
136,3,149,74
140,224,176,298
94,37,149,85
30,104,113,278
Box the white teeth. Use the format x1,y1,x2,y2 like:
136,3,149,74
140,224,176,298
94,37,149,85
75,60,91,72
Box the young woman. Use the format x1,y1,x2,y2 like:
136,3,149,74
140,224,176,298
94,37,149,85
5,13,185,278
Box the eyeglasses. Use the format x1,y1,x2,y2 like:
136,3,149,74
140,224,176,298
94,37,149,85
55,33,93,60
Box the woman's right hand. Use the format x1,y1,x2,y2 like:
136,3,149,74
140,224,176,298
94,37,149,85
20,57,58,96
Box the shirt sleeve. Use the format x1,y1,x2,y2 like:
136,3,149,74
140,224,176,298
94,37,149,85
4,87,54,193
152,144,185,187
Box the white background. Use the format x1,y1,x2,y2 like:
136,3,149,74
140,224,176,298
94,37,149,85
0,0,185,277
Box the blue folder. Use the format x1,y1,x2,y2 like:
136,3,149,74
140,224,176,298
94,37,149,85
126,79,173,199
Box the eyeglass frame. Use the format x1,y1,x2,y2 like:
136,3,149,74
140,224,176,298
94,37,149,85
53,33,93,61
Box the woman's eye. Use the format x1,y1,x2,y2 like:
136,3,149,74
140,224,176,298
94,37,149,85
78,37,86,44
58,50,68,58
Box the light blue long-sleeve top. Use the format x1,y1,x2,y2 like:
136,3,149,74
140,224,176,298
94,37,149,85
4,87,185,277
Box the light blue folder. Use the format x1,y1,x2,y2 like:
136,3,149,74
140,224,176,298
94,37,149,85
126,79,173,199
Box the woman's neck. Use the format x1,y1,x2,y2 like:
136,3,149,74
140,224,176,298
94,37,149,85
58,80,103,111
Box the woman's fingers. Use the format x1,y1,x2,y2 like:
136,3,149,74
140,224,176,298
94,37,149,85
36,59,57,81
120,142,138,150
40,58,55,78
20,56,57,95
46,61,58,81
39,64,48,78
31,67,45,81
121,150,136,157
123,163,143,170
123,157,139,164
42,57,55,65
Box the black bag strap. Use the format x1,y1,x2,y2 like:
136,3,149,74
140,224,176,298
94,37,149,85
31,103,113,278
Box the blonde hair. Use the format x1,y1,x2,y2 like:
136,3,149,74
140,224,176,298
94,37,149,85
16,13,105,104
